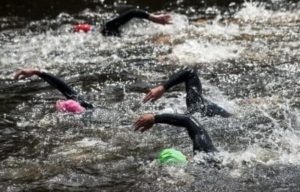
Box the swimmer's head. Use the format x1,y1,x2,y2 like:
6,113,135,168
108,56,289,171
73,24,93,33
56,100,85,113
159,148,187,165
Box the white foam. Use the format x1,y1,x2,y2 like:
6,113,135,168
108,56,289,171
172,40,242,64
218,127,300,168
75,138,107,147
0,31,121,74
194,16,241,39
235,2,300,23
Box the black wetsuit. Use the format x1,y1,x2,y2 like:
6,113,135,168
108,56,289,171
101,9,150,36
38,72,93,109
163,67,231,117
152,67,232,153
155,113,217,153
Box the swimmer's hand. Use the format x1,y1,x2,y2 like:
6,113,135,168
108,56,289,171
149,14,172,25
134,114,155,132
14,68,41,80
143,85,165,103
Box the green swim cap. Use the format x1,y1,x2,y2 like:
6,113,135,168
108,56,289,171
159,148,187,165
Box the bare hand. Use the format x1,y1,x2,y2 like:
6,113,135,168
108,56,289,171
134,114,155,132
150,14,172,25
143,85,165,103
14,69,40,80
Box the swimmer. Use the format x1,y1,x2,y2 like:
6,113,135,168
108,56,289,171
143,67,232,117
74,9,172,36
134,113,218,154
14,68,93,113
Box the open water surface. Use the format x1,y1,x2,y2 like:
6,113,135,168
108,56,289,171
0,0,300,191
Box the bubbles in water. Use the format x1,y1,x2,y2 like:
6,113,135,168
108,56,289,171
172,40,242,64
0,1,300,191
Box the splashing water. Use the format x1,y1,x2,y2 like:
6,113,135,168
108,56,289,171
0,1,299,192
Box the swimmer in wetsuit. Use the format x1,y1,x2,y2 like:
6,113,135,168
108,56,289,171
14,68,93,113
143,67,232,117
134,67,232,154
74,9,171,36
134,113,218,153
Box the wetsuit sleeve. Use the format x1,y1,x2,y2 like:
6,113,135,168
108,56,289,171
163,67,197,90
154,113,217,153
38,72,77,99
37,72,93,109
102,9,150,36
110,9,150,26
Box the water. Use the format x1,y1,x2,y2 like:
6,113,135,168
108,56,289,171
0,1,300,191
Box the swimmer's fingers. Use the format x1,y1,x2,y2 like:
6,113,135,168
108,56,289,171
150,14,172,25
134,119,142,130
134,123,143,132
134,120,152,132
134,114,154,132
144,86,164,103
134,117,146,131
150,97,159,102
164,15,172,24
14,69,38,80
135,123,152,132
14,70,25,80
161,15,172,25
140,124,152,133
143,92,153,103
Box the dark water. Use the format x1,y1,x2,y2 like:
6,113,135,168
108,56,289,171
0,0,300,192
1,0,241,18
1,0,299,30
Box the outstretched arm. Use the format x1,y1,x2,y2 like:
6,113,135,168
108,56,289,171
148,14,172,25
143,67,198,103
102,9,171,36
134,113,217,153
15,68,77,99
14,69,93,108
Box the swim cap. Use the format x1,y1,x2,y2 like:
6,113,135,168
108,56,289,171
159,148,187,165
56,100,85,113
73,24,93,33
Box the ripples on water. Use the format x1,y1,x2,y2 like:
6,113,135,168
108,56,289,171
0,1,300,191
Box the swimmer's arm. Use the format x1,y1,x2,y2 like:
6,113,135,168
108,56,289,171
38,71,93,108
121,9,171,25
154,114,199,138
37,71,79,99
134,113,198,138
155,114,217,153
143,68,193,103
105,9,150,29
134,113,216,153
14,68,77,99
14,69,93,109
148,14,172,25
163,67,194,90
106,9,171,28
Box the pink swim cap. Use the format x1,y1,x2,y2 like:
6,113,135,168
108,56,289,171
56,100,85,113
